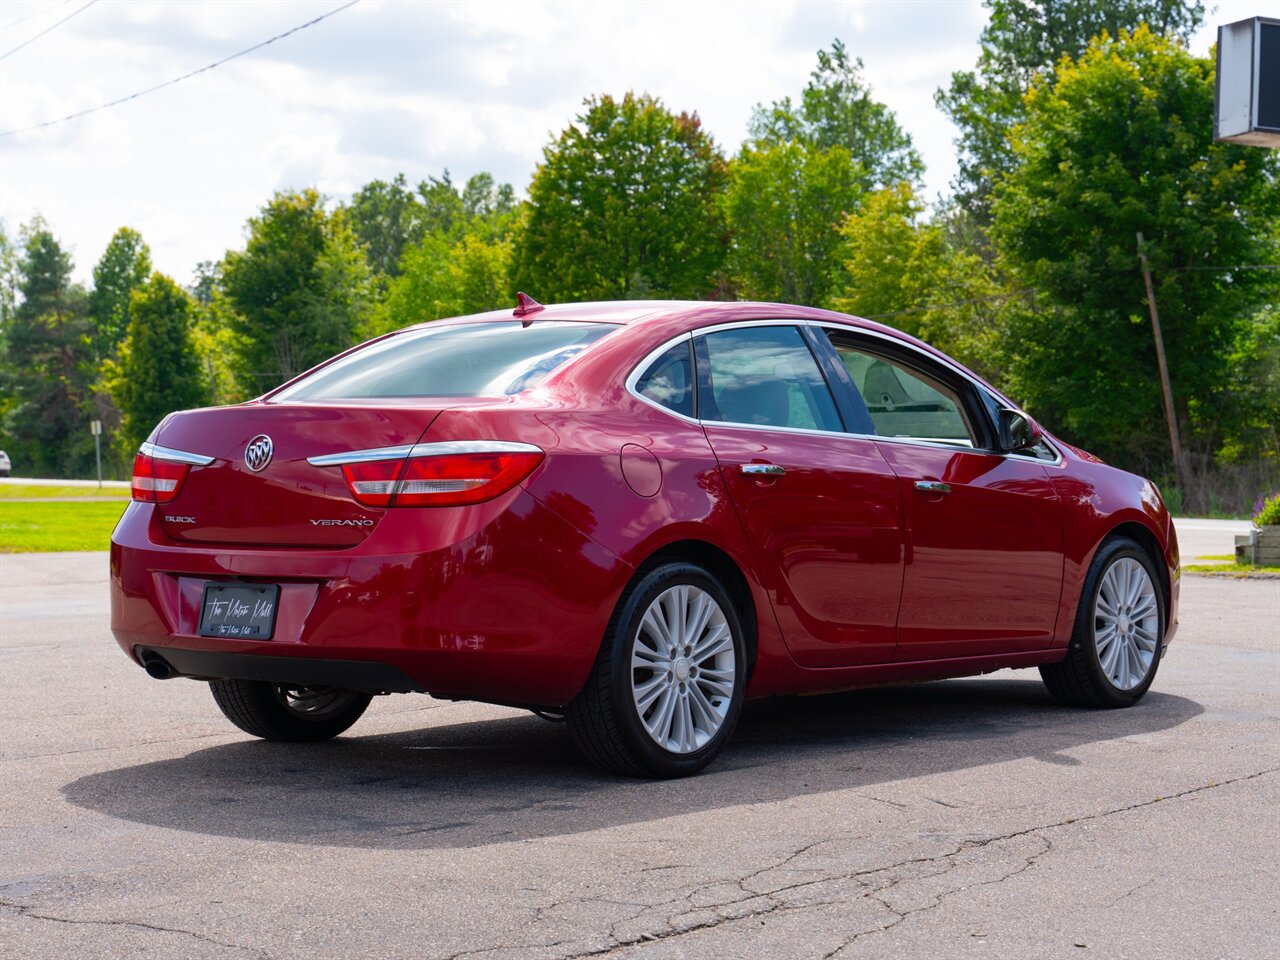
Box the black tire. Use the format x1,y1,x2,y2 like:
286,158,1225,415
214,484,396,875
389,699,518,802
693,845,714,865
566,561,748,778
1040,536,1165,708
209,679,371,742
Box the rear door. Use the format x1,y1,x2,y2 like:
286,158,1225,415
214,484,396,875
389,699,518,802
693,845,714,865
815,327,1065,661
694,324,904,668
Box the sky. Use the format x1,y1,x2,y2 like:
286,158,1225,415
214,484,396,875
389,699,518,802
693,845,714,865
0,0,1274,286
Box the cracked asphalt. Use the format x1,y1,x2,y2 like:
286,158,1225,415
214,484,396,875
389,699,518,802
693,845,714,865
1,523,1277,960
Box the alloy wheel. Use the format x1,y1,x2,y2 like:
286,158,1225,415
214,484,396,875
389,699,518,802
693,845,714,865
275,685,357,718
630,585,736,754
1093,557,1159,691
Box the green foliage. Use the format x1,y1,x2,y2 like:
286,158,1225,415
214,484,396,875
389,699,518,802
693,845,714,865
105,274,210,455
831,185,1015,374
724,141,863,305
937,0,1204,201
751,41,923,192
1254,492,1280,528
0,221,96,477
221,190,375,394
89,227,152,358
346,174,427,277
992,27,1280,470
516,93,729,301
380,233,513,333
0,223,18,326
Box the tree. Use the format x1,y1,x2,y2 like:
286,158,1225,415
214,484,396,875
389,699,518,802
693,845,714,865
221,190,375,393
831,184,1015,372
991,27,1280,475
107,274,210,454
89,227,152,358
515,93,729,301
0,221,95,476
751,40,923,193
381,233,513,332
723,141,863,305
937,0,1204,202
462,172,517,226
0,223,18,327
346,174,426,277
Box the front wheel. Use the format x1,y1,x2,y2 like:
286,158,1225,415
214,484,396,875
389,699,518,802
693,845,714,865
1040,536,1165,708
209,679,371,741
567,562,748,778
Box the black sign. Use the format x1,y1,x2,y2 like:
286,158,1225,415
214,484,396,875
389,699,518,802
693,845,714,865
198,583,280,639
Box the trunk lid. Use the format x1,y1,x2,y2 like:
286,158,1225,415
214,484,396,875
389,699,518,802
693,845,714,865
152,402,445,547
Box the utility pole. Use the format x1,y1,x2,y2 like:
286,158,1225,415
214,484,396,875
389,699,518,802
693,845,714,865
1136,232,1185,494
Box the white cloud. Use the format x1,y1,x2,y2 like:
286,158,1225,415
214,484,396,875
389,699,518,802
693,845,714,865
0,0,1274,286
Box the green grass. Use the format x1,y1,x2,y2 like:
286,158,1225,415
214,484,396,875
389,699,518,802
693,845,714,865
0,483,130,500
1196,554,1235,562
1184,561,1280,578
0,500,128,553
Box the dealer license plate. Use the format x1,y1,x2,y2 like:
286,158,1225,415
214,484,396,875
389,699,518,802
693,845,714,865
198,583,280,639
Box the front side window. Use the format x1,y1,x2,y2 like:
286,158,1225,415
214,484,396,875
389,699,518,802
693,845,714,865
828,337,975,446
634,341,694,418
273,322,617,401
697,326,842,432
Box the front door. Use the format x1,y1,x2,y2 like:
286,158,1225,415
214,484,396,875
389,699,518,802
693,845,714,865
817,329,1065,661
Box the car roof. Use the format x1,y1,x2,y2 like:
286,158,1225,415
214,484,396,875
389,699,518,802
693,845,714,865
413,299,888,333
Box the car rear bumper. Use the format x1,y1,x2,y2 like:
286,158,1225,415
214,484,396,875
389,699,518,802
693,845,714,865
134,646,425,692
110,494,632,707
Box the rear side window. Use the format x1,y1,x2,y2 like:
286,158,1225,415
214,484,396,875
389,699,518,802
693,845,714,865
273,322,616,401
696,326,842,432
634,341,694,418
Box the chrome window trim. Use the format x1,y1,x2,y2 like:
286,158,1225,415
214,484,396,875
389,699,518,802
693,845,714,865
622,318,1064,465
307,440,542,467
139,441,215,466
624,333,700,424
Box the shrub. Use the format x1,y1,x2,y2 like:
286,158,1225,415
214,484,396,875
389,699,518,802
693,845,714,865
1253,492,1280,527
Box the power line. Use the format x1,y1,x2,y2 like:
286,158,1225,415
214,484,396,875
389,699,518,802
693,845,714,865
0,0,361,138
0,0,73,32
0,0,97,63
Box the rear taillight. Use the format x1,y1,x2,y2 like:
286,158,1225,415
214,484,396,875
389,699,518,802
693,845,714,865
131,442,213,503
330,442,544,507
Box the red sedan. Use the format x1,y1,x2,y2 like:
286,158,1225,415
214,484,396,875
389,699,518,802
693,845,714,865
111,298,1179,777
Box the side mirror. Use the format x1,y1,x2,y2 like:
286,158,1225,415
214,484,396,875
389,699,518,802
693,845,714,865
998,408,1043,452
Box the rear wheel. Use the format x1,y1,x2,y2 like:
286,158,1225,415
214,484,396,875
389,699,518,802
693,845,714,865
1040,536,1164,708
567,562,747,778
209,679,371,741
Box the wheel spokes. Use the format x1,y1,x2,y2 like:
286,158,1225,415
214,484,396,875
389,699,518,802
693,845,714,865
631,584,736,755
1092,556,1159,691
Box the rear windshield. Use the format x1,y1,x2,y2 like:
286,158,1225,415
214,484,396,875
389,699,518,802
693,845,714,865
272,322,617,401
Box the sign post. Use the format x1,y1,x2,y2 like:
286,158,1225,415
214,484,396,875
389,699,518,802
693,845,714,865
90,420,103,488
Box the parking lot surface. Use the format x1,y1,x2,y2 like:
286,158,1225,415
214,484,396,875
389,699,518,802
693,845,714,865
1,530,1277,959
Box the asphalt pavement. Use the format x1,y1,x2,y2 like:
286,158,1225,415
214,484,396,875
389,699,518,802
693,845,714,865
1,520,1276,959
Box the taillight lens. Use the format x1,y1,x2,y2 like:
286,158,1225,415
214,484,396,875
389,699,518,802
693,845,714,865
131,452,191,503
342,451,543,507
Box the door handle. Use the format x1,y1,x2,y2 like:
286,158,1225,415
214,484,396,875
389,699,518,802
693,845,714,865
914,480,952,494
740,463,786,477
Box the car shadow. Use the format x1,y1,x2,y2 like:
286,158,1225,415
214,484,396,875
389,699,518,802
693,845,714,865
62,678,1202,850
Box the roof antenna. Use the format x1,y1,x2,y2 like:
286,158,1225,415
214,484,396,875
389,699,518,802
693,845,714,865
513,292,545,325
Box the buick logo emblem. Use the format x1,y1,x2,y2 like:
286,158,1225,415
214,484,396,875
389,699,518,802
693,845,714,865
244,435,273,472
